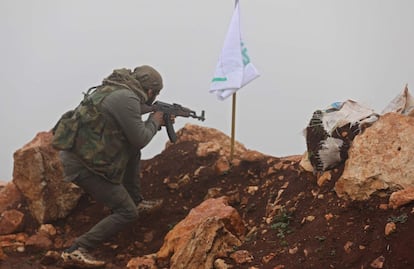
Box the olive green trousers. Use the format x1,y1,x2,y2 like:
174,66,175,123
69,154,142,250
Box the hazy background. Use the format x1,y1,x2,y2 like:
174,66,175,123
1,0,413,181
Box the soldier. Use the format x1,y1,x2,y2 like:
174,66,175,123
53,66,165,267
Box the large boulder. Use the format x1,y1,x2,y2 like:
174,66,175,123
335,113,414,200
156,196,245,269
12,131,83,224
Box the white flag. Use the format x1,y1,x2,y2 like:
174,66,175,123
210,0,259,100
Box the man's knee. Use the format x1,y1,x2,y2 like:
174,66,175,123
106,185,139,222
114,202,139,223
123,206,139,221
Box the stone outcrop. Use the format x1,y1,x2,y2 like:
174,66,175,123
12,131,83,224
335,113,414,200
173,124,248,159
173,124,268,176
155,196,245,269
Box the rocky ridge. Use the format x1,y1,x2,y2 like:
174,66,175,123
0,113,413,268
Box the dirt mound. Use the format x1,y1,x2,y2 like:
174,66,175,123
1,138,413,268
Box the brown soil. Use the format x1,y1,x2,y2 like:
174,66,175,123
1,140,413,269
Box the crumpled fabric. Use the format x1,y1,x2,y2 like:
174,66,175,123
382,85,414,116
304,100,379,172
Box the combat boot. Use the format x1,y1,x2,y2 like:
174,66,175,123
137,198,164,215
61,245,105,268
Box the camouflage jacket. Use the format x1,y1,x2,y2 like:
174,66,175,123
53,85,160,184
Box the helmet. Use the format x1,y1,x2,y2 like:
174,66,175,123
133,65,163,92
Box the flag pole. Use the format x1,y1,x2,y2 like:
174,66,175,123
230,0,238,162
230,92,236,161
210,0,258,161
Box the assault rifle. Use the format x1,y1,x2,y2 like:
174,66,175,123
142,101,205,143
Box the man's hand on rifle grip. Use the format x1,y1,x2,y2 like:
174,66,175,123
151,111,165,130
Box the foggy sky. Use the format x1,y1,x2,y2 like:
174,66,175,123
1,0,413,180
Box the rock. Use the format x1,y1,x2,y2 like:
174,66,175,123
0,209,24,235
385,222,396,236
246,186,259,195
213,258,230,269
215,157,231,175
305,215,315,222
299,152,314,172
0,182,23,213
204,188,223,200
343,241,353,254
261,252,276,264
370,255,385,268
172,218,242,268
12,131,83,224
288,247,298,255
324,213,334,221
317,171,331,186
240,150,266,162
388,186,414,209
39,224,57,237
127,254,157,269
378,204,388,210
335,113,414,200
197,142,223,157
157,196,245,269
40,250,61,265
177,124,266,175
25,233,53,249
175,124,248,158
230,250,253,264
0,233,28,251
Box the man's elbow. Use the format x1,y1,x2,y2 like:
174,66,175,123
129,136,153,149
